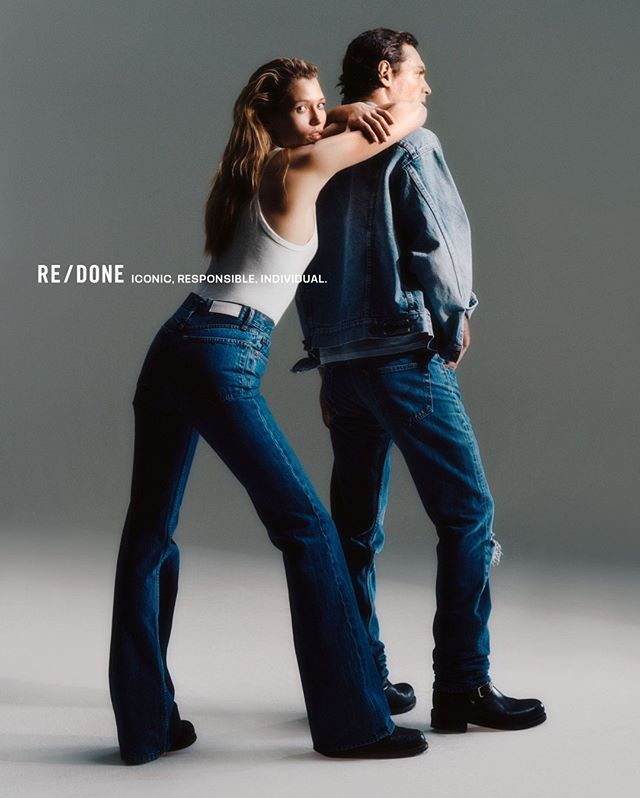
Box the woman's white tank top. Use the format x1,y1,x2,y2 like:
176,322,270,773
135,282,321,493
196,149,318,325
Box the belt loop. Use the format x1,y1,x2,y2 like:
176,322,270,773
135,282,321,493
178,292,208,326
240,306,255,331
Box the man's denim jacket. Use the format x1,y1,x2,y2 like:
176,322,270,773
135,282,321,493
293,128,477,371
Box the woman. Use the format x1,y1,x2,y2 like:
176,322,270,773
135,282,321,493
109,57,426,764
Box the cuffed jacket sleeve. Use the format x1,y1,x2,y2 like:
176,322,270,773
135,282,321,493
395,132,476,362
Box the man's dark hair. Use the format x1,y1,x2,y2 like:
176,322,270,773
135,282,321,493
338,28,419,103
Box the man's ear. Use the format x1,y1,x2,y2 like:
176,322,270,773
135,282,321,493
377,59,393,87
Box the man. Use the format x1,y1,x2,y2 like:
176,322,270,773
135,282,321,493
294,28,546,732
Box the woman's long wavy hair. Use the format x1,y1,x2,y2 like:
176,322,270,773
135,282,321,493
204,57,318,258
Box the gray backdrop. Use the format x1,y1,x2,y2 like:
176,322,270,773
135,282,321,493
2,0,638,566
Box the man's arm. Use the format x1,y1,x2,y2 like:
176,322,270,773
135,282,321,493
394,132,477,365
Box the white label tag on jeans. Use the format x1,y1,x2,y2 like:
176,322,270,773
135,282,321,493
209,301,242,317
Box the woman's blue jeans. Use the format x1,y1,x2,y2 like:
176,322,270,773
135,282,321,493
108,293,393,764
322,350,496,693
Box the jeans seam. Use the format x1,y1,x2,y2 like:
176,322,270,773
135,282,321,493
363,443,391,679
251,397,384,734
441,364,493,543
326,371,390,681
153,422,196,753
360,357,492,689
436,363,492,687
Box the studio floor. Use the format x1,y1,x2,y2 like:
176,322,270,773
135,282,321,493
1,532,638,798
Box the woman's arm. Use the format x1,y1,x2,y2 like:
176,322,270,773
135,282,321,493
325,102,370,126
288,101,427,182
257,102,426,245
324,103,394,142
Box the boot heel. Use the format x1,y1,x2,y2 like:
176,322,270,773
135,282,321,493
430,709,468,733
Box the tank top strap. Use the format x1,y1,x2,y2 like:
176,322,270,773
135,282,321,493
266,146,284,162
252,147,316,250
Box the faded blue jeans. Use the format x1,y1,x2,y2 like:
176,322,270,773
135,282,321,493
321,349,496,692
109,293,393,764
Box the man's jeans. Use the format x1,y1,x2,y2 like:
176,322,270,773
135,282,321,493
322,349,496,692
109,293,393,764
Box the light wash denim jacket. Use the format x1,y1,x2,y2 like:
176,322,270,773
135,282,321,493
293,127,477,371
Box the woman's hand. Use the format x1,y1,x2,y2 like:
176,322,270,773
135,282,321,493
345,103,394,143
323,102,395,143
289,101,426,186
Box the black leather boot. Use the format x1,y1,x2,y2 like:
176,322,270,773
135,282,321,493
167,704,197,752
383,679,417,715
167,720,197,752
320,726,427,759
431,682,546,732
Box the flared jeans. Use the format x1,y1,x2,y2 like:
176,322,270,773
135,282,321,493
109,293,393,764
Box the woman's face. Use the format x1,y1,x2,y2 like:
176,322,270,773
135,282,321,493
269,77,327,148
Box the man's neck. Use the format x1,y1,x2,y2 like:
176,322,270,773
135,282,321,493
364,88,394,106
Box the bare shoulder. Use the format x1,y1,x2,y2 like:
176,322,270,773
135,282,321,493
258,146,319,217
285,143,316,172
259,148,305,202
260,145,316,187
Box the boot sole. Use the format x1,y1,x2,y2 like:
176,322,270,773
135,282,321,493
431,709,547,733
320,738,428,759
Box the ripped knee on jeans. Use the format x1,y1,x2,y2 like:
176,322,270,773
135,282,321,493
490,534,503,567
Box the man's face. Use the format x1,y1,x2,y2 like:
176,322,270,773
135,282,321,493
384,44,431,105
269,77,327,148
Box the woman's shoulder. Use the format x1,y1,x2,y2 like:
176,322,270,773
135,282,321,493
259,146,292,185
256,148,291,211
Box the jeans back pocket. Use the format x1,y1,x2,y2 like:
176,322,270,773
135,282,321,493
366,352,434,428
